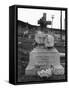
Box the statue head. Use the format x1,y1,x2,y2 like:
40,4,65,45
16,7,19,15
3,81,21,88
44,34,54,48
35,31,46,44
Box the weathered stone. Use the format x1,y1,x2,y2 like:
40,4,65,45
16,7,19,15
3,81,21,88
25,46,64,76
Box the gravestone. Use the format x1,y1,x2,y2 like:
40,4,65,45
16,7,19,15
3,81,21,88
25,13,64,76
25,46,64,76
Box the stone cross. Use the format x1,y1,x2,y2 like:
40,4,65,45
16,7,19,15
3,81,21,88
38,13,52,30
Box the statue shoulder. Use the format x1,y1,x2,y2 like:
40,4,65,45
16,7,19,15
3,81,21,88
30,47,39,54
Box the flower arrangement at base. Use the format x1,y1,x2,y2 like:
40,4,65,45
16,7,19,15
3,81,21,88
37,68,52,78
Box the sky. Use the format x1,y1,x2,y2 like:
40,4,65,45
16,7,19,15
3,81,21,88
18,8,65,29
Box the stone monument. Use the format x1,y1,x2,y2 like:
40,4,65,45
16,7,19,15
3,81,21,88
25,13,64,76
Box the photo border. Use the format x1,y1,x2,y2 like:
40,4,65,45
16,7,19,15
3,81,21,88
14,5,67,85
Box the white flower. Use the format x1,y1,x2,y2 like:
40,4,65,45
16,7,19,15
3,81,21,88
44,34,54,47
37,68,52,78
53,65,64,75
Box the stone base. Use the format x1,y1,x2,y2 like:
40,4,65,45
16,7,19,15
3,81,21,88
25,69,37,76
25,47,64,76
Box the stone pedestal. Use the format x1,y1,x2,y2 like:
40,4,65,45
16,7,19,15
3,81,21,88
25,47,64,76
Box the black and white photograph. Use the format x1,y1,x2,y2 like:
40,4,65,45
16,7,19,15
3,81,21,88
17,6,67,83
9,5,67,85
0,0,69,89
